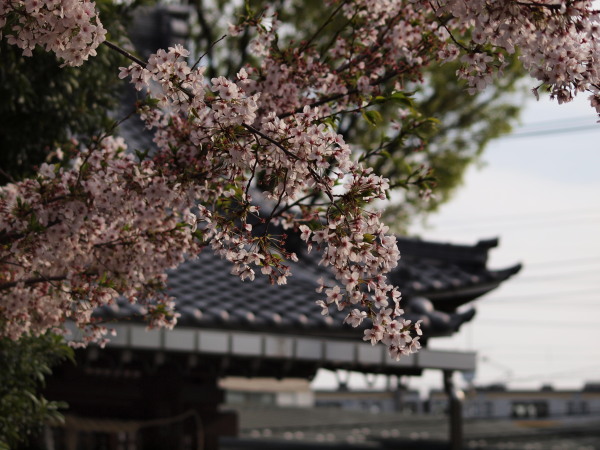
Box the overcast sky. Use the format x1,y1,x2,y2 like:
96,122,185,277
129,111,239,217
313,92,600,394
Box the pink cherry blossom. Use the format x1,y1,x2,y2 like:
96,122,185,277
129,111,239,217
2,0,106,66
344,309,368,328
3,0,600,358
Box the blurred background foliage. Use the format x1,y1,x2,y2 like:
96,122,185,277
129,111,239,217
0,334,73,449
0,0,147,184
0,0,526,447
0,0,526,226
0,2,148,448
190,0,526,232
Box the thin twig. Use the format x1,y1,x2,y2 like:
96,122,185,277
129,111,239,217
515,1,562,11
299,0,349,54
271,192,317,217
192,34,227,71
241,124,300,160
264,169,289,232
0,274,79,291
102,40,147,67
0,167,16,183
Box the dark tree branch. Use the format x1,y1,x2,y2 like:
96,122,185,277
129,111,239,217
102,40,146,67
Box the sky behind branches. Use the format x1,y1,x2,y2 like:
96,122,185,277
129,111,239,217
313,93,600,394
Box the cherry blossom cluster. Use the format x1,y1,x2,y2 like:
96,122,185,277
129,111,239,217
240,1,441,120
1,0,106,66
0,136,204,344
116,42,423,358
429,1,600,110
4,0,600,358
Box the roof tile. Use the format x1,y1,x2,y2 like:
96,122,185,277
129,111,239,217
95,237,520,340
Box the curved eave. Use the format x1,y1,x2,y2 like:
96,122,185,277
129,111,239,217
416,263,522,312
69,322,477,377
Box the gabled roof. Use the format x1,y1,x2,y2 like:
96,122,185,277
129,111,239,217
109,30,521,342
391,237,521,312
95,236,520,341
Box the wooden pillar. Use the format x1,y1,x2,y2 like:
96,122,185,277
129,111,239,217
45,352,238,450
138,366,237,450
443,370,464,450
64,426,78,450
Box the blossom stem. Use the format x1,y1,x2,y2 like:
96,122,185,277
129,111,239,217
0,275,70,291
299,0,349,54
102,40,147,68
191,34,227,71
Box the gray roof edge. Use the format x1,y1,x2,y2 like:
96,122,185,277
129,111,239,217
397,236,497,266
67,322,476,373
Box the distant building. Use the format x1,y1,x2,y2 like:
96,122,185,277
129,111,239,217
43,235,518,449
314,387,423,414
40,3,522,449
221,377,315,408
429,383,600,419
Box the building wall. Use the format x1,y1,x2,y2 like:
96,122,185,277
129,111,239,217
221,377,315,408
223,376,600,419
315,389,423,414
431,387,600,419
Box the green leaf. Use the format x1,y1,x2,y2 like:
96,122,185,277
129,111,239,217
389,91,415,107
134,148,150,161
145,97,160,108
361,110,383,127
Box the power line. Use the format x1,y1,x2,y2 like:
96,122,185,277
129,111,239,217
446,211,600,228
482,354,600,362
483,299,600,308
512,268,600,283
481,351,600,357
491,297,600,306
474,318,600,329
488,365,600,383
501,115,600,139
505,123,600,139
515,116,597,130
521,256,600,269
434,207,600,226
486,287,599,301
435,214,600,232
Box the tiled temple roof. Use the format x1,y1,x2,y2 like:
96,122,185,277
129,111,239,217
95,237,520,341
